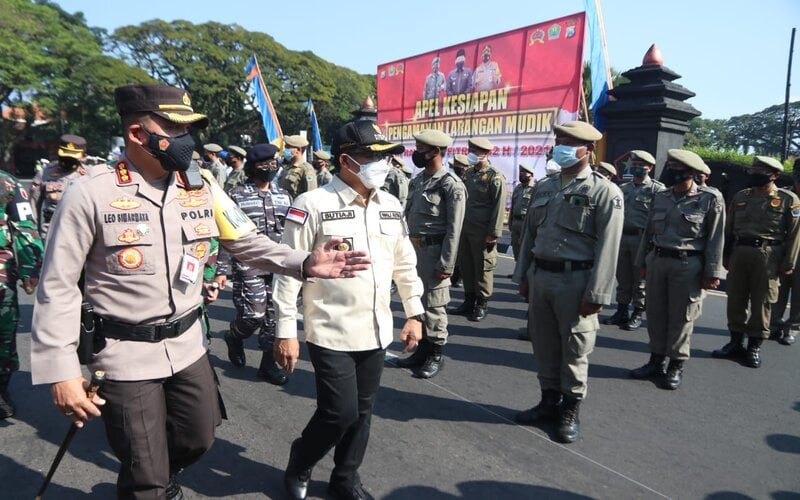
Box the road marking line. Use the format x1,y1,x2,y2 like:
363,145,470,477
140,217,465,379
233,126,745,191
387,357,672,499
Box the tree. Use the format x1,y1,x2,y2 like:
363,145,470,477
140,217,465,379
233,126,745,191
579,62,628,122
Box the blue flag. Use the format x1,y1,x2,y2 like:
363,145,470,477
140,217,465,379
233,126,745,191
245,55,283,147
306,99,322,151
583,0,610,132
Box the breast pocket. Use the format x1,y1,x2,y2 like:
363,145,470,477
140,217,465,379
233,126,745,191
421,190,442,216
652,211,667,234
101,225,156,275
530,197,550,226
180,219,220,267
556,202,592,233
678,210,706,238
634,193,652,213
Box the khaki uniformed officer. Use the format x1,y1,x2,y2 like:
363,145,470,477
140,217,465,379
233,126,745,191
31,134,89,240
510,163,535,261
630,150,725,390
281,135,318,199
203,143,228,187
450,137,506,321
381,155,410,208
595,161,616,181
223,145,248,192
313,150,333,187
604,150,666,331
30,84,370,499
512,121,623,443
449,154,470,288
396,129,466,379
713,155,800,368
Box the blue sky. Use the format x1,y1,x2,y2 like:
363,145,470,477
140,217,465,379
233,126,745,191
57,0,799,120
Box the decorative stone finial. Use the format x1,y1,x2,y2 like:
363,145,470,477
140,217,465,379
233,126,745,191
642,44,664,66
362,96,375,109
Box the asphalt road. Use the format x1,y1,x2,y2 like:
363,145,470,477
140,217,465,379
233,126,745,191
1,254,799,499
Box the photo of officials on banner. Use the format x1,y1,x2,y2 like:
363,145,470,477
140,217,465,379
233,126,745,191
377,12,586,189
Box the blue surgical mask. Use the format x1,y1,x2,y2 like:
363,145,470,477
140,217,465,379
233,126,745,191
552,144,583,168
283,149,293,162
467,152,481,165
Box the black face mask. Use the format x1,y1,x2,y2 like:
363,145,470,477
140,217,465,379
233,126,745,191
630,166,648,178
412,150,432,168
663,168,693,187
143,128,196,172
58,158,80,171
518,174,532,184
747,172,772,188
252,167,278,183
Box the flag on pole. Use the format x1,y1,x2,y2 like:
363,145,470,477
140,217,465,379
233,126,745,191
306,99,322,151
583,0,612,132
245,55,283,147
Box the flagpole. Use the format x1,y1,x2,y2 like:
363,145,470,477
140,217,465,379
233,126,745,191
594,0,613,91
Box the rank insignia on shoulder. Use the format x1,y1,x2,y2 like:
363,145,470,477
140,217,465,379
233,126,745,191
286,207,309,225
336,237,354,251
115,162,132,185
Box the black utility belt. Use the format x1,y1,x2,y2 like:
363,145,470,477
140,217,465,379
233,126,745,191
409,234,445,248
97,308,200,343
622,227,642,236
534,258,594,273
735,237,782,248
654,247,703,259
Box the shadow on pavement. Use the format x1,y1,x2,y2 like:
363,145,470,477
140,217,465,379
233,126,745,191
765,433,800,454
385,480,594,499
374,385,516,425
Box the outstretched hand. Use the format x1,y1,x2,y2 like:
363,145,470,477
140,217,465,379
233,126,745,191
304,238,372,279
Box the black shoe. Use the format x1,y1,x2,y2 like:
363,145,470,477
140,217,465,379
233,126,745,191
0,373,14,420
448,294,476,316
630,353,667,379
257,351,289,385
514,390,562,425
166,473,184,500
557,396,581,443
224,329,246,367
327,480,374,500
413,344,444,379
395,339,429,369
621,308,643,331
745,337,762,368
468,300,488,322
284,439,313,500
780,328,796,346
711,332,746,359
602,304,629,326
769,326,783,340
661,360,684,390
450,279,462,288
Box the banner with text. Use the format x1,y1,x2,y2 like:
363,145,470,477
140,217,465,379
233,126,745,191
377,12,585,190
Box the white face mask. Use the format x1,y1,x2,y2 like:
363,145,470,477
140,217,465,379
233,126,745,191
346,155,391,190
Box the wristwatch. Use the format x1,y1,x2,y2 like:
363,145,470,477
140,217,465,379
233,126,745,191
409,314,425,323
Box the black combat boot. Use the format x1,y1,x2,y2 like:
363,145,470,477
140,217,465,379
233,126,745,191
414,343,444,379
661,359,684,390
284,438,313,500
166,471,184,500
601,304,629,326
745,337,762,368
449,293,476,316
468,298,488,322
395,338,430,369
514,389,562,425
780,328,796,346
557,396,581,443
711,331,747,359
622,307,644,331
257,350,289,385
224,322,247,367
629,353,667,379
0,373,15,420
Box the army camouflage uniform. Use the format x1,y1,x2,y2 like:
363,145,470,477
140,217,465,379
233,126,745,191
224,168,247,192
31,162,86,239
280,160,318,200
0,171,44,418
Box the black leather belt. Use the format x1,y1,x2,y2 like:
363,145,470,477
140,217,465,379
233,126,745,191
98,308,200,343
534,258,594,272
622,227,642,236
735,237,782,248
409,234,445,248
654,247,703,259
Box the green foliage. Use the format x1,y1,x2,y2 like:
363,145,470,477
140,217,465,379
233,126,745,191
686,146,794,171
579,62,628,122
110,20,375,147
686,102,800,158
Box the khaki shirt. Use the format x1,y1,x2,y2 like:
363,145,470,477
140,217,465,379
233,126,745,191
209,159,227,187
31,158,307,384
273,176,425,351
280,160,318,200
463,163,507,238
381,167,410,208
31,162,86,238
620,176,666,230
636,185,725,278
513,167,624,305
726,187,800,271
511,182,535,219
405,168,466,275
